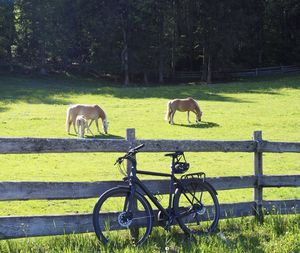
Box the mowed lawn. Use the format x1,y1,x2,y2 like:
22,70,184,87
0,74,299,216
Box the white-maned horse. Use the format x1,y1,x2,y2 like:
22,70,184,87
66,104,108,135
76,115,94,138
165,97,202,125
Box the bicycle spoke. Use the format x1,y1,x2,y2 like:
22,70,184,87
174,181,220,235
93,188,153,246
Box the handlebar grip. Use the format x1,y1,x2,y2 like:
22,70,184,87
134,143,145,151
114,157,123,165
127,144,145,155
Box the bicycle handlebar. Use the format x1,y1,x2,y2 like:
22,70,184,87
114,144,145,165
128,144,145,153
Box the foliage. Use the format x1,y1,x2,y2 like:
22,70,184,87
0,0,299,83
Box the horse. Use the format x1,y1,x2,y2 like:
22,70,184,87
76,115,94,138
165,97,202,125
66,104,108,135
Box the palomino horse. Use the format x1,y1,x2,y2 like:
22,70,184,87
66,104,108,135
76,115,94,138
165,97,202,124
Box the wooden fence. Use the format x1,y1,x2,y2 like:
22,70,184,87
230,65,300,77
174,65,300,80
0,129,299,239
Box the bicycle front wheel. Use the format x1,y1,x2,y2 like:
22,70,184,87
173,180,220,235
93,187,153,246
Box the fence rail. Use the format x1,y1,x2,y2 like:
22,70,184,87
174,65,300,80
1,138,300,154
0,175,299,201
0,129,299,239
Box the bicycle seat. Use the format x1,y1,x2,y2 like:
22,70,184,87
165,151,183,158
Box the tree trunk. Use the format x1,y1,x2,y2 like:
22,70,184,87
143,71,148,84
7,1,14,73
201,47,207,81
122,43,129,85
157,0,164,84
207,55,212,84
158,46,164,83
170,0,177,81
39,41,47,75
121,1,130,86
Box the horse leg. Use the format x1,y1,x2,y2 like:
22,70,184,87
95,119,101,134
73,120,78,134
187,111,191,123
89,119,94,127
170,111,175,125
67,121,71,134
168,111,172,124
86,123,94,136
87,126,94,137
169,111,172,124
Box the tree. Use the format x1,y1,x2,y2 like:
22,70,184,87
0,0,15,71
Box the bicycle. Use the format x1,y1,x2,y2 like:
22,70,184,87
92,144,220,245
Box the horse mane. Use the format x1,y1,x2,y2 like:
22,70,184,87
95,105,107,120
192,98,202,114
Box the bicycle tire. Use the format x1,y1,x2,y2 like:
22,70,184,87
173,180,220,235
93,187,154,246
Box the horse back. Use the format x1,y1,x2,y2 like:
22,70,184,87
68,104,102,120
170,98,197,111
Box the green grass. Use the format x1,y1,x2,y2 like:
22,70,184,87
0,214,299,253
0,74,299,251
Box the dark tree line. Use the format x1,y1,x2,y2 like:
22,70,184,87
0,0,299,84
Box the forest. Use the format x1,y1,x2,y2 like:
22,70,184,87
0,0,299,84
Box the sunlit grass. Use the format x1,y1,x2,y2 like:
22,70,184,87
0,74,299,251
0,214,299,253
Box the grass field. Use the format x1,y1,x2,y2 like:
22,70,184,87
0,74,299,251
0,214,299,252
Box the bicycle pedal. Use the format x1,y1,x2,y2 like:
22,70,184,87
157,210,165,222
164,220,173,231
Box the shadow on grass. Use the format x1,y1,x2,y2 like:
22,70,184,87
176,121,220,129
67,133,124,139
233,234,264,253
0,106,9,113
85,133,124,139
0,73,299,107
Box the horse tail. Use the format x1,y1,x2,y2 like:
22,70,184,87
65,106,72,133
165,101,172,121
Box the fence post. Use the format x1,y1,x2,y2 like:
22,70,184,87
126,128,139,240
253,130,264,223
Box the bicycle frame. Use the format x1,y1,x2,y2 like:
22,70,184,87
125,155,203,224
93,146,220,246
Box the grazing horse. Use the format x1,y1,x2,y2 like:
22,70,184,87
66,104,108,135
76,115,94,138
165,97,202,125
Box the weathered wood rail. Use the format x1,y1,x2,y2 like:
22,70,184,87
0,129,299,239
174,65,300,81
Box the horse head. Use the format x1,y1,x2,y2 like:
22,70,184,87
196,111,202,122
102,118,109,134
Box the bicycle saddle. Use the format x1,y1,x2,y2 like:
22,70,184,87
165,151,184,157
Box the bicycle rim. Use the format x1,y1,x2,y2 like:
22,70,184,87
93,187,153,246
174,181,220,235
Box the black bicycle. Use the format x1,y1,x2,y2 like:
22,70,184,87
93,144,220,245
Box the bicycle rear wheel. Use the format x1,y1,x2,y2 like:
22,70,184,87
173,180,220,235
93,187,153,246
